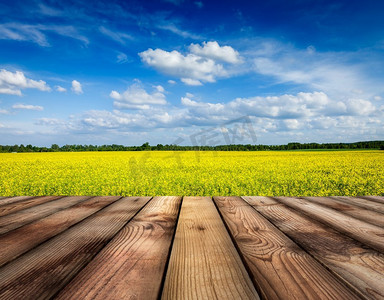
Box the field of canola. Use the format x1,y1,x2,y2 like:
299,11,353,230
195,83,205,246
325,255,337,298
0,150,383,196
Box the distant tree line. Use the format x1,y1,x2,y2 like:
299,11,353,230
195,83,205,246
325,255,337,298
0,141,383,153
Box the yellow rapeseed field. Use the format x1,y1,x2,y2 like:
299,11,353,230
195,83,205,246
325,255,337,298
0,150,383,196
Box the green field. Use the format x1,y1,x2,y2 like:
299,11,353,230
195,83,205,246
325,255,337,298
0,150,383,196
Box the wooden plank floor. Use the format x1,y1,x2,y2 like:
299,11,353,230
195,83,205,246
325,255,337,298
0,196,383,300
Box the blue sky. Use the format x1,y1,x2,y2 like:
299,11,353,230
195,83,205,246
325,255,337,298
0,0,383,146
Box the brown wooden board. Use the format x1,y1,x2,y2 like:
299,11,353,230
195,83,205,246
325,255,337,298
274,197,384,253
56,196,181,300
359,196,384,205
161,197,259,300
0,196,63,217
330,196,384,214
244,196,384,300
0,196,91,234
0,196,36,207
0,196,123,267
302,196,384,227
0,196,150,300
213,196,360,300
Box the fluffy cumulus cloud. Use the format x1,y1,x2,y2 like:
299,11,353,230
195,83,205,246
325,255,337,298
55,85,66,92
189,41,242,64
139,41,241,85
0,69,50,95
35,89,382,144
110,83,167,109
12,103,44,111
71,80,83,94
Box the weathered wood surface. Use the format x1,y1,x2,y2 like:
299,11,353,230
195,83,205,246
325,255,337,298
162,196,259,300
0,195,91,234
0,196,150,299
275,196,384,253
243,196,384,300
359,195,384,205
0,196,62,217
56,196,181,300
0,196,122,267
214,196,360,300
331,196,384,214
0,196,36,207
302,196,384,227
0,195,382,300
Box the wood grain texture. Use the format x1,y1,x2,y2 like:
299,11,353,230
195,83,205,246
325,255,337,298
359,196,384,205
302,196,384,227
330,196,384,214
0,196,150,300
244,196,384,300
274,197,384,253
56,196,181,300
161,197,259,300
0,196,36,207
214,196,360,300
0,196,62,217
0,196,122,267
0,196,91,234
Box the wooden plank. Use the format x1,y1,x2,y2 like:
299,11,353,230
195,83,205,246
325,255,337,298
0,196,91,234
0,196,62,217
0,196,36,207
302,196,384,227
0,196,150,300
330,196,384,214
56,196,181,300
213,196,360,300
161,197,259,300
359,196,384,205
244,196,384,300
0,196,122,267
274,197,384,253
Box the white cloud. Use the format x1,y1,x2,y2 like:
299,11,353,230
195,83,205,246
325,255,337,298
179,91,378,123
168,80,176,84
249,41,378,98
181,78,203,86
99,26,133,44
12,104,44,111
155,85,165,92
0,69,51,95
139,42,239,85
0,108,9,114
36,118,64,126
33,89,382,145
345,99,376,116
0,23,48,46
157,24,202,39
283,119,300,130
55,85,67,92
110,83,167,110
374,96,382,101
117,52,129,64
189,41,242,64
71,80,83,94
38,3,62,16
0,23,88,46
